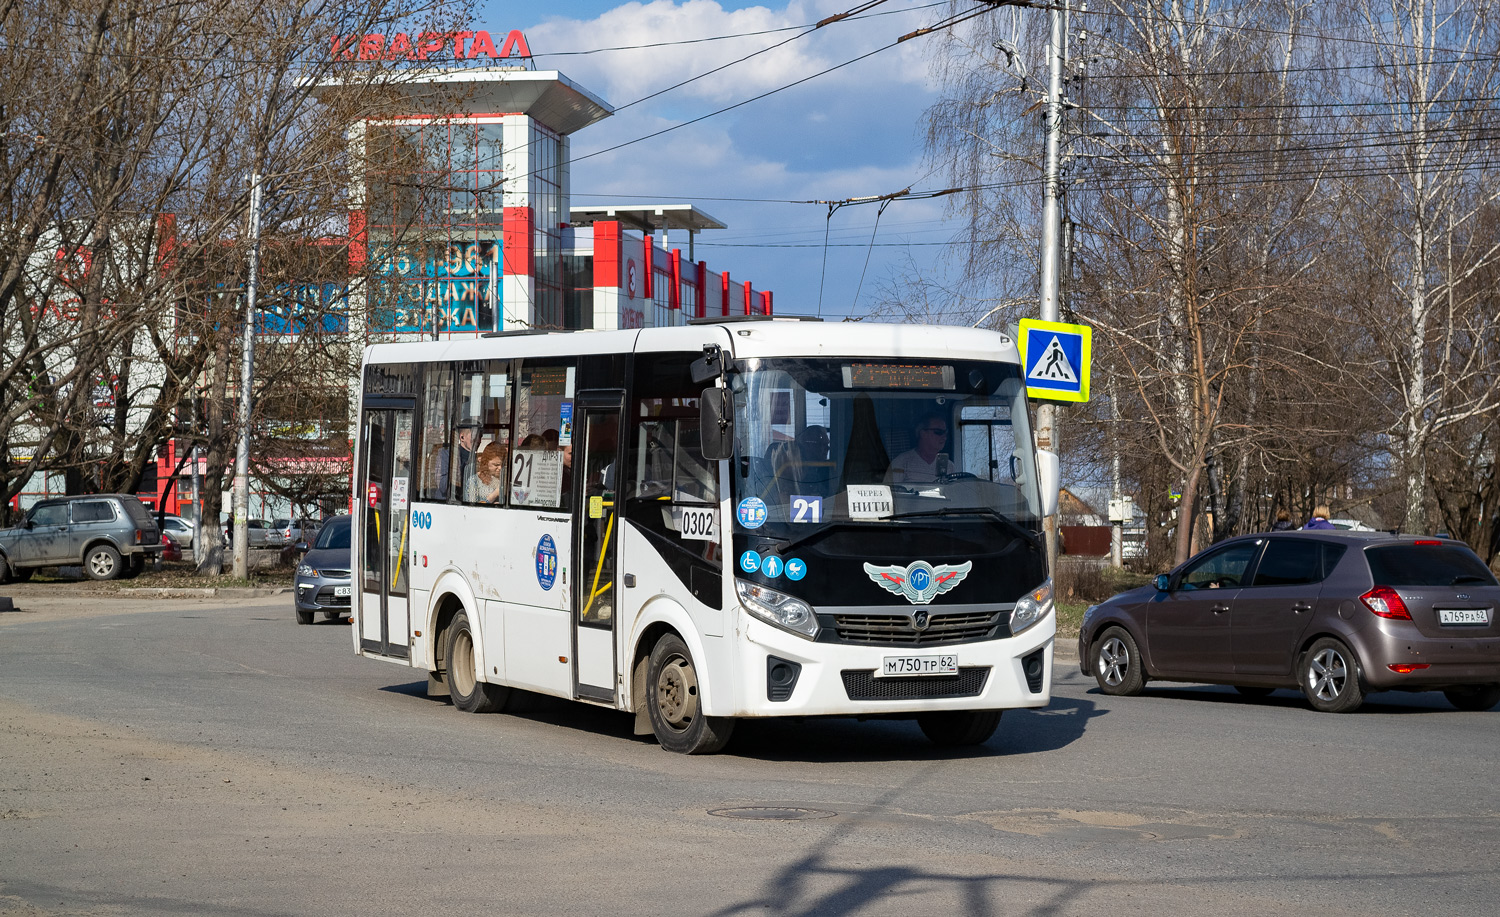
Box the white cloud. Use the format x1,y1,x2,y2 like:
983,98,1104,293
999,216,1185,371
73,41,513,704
527,1,936,109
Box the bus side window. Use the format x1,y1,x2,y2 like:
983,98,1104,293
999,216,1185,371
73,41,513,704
420,365,454,501
457,361,513,507
511,359,574,511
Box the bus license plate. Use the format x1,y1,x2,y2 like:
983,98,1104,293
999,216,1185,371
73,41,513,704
879,654,957,677
1438,608,1490,625
334,586,351,597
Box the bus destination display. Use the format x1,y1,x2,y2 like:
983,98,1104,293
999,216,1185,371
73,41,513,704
842,363,955,390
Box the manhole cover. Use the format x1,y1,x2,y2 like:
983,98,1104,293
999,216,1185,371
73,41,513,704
708,806,836,821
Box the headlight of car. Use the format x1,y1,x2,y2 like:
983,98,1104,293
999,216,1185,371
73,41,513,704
296,563,316,577
736,579,819,640
1011,578,1054,634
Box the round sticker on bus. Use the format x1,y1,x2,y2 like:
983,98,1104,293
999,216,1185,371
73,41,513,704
737,497,768,529
738,550,761,573
535,534,558,591
762,555,784,578
784,557,808,581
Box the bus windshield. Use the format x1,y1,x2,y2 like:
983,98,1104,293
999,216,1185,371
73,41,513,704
730,358,1042,531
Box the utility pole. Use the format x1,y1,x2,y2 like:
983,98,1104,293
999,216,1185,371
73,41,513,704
191,397,202,559
1037,0,1067,572
232,173,263,579
1110,378,1123,568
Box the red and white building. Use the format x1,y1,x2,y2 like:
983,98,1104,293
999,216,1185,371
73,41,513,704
317,53,772,338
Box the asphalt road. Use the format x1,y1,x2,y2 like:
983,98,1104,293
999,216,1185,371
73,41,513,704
1,593,1496,917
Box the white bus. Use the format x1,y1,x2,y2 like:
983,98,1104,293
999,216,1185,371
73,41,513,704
353,318,1060,753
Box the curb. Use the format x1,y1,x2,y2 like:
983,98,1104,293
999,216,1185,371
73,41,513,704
118,587,290,598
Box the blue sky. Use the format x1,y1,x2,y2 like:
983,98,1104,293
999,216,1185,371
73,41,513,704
475,0,1000,321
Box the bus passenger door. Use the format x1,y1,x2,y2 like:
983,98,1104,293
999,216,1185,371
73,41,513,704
573,393,623,702
359,405,414,660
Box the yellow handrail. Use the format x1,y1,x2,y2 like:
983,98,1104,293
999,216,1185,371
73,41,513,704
391,511,409,591
583,509,616,620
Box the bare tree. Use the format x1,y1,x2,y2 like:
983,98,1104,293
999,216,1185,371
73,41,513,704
1334,0,1500,534
0,0,469,573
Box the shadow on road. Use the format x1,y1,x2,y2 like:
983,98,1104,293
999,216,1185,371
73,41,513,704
378,680,1104,761
1097,682,1463,714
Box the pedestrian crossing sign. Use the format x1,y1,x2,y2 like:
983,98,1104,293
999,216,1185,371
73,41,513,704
1018,318,1091,402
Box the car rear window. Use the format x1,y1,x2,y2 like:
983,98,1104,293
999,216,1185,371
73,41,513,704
119,497,154,526
1365,544,1498,587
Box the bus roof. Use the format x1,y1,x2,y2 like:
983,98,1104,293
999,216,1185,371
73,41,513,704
362,320,1021,367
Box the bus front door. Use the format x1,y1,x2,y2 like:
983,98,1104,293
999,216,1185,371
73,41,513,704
573,394,622,702
359,405,413,660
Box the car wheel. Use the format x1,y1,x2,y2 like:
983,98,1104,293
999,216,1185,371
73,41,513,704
1300,637,1365,713
917,710,1002,747
446,610,509,713
295,608,314,625
1234,686,1275,698
84,545,123,581
0,560,13,585
1092,626,1146,696
1442,684,1500,711
646,632,735,754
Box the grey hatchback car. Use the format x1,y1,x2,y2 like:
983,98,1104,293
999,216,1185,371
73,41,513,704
0,494,163,582
1079,532,1500,712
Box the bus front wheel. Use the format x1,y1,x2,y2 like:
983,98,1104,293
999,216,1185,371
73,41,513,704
917,710,1002,747
646,633,735,754
446,610,510,714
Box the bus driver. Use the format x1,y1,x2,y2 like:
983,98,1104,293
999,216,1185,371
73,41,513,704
886,412,950,483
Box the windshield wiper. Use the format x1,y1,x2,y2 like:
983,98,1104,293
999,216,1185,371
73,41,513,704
891,506,1043,550
1451,574,1491,586
754,507,1044,556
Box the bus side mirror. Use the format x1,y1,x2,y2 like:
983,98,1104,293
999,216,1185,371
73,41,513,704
1036,449,1060,517
690,345,724,384
700,388,734,461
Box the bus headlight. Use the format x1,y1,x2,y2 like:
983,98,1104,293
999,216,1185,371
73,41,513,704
736,580,819,640
1011,578,1053,635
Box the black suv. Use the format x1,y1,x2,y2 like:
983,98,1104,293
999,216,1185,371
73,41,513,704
0,494,163,582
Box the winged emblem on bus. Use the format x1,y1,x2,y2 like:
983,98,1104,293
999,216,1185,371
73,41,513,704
862,560,972,605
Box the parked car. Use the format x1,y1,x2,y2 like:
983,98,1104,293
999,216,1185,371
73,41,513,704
293,515,351,624
159,515,196,549
160,531,182,563
224,518,279,548
0,494,163,582
1078,531,1500,713
273,517,319,545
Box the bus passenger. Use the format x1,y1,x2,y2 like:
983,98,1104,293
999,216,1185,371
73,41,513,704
465,442,508,504
436,425,477,497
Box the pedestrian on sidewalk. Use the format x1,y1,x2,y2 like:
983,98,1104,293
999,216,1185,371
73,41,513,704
1303,505,1336,530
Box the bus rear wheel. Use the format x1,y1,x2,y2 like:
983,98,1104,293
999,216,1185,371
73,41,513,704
646,633,735,754
446,610,509,714
917,710,1002,747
